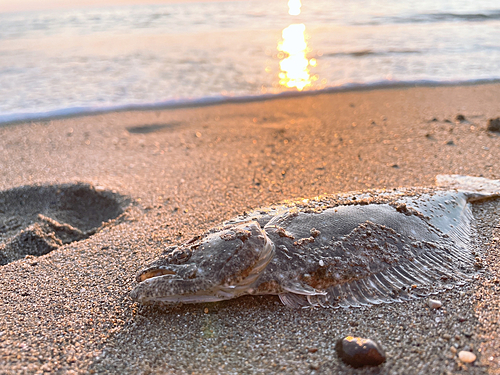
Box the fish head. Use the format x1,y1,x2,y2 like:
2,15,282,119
130,220,275,305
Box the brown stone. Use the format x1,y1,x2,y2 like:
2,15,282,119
487,117,500,132
335,336,386,368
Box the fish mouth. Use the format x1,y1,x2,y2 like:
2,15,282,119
130,278,234,304
130,222,275,305
136,268,176,282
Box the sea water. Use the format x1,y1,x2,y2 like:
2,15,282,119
0,0,499,123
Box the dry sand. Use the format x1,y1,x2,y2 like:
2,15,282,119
0,83,499,374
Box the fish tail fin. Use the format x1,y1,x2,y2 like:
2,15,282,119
436,175,500,201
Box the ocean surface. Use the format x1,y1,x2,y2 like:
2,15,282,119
1,0,499,124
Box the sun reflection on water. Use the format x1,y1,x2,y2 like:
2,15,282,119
287,0,301,16
277,0,317,91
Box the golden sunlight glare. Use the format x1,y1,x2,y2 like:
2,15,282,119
277,23,313,91
288,0,301,16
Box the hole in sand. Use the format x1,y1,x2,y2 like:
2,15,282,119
0,183,129,265
126,122,182,134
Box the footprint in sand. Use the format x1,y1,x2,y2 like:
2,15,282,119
0,183,129,265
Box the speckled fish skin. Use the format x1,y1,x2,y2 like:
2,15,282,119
130,175,500,308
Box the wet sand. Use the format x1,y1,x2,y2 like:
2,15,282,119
0,83,499,374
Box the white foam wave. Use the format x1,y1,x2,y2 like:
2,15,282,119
2,78,499,126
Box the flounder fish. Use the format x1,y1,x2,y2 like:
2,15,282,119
130,175,500,308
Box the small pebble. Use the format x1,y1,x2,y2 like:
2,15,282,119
309,363,320,370
458,351,477,363
487,117,500,132
428,299,442,309
310,228,321,237
335,336,386,368
455,114,466,122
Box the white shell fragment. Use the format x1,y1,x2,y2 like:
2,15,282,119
458,351,477,363
428,299,442,309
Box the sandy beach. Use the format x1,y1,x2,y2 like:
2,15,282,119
1,83,499,374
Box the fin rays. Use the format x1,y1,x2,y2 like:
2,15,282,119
289,243,475,309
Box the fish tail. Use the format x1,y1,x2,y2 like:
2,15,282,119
436,174,500,201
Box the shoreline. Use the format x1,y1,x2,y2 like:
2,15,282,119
2,78,500,127
0,82,499,374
